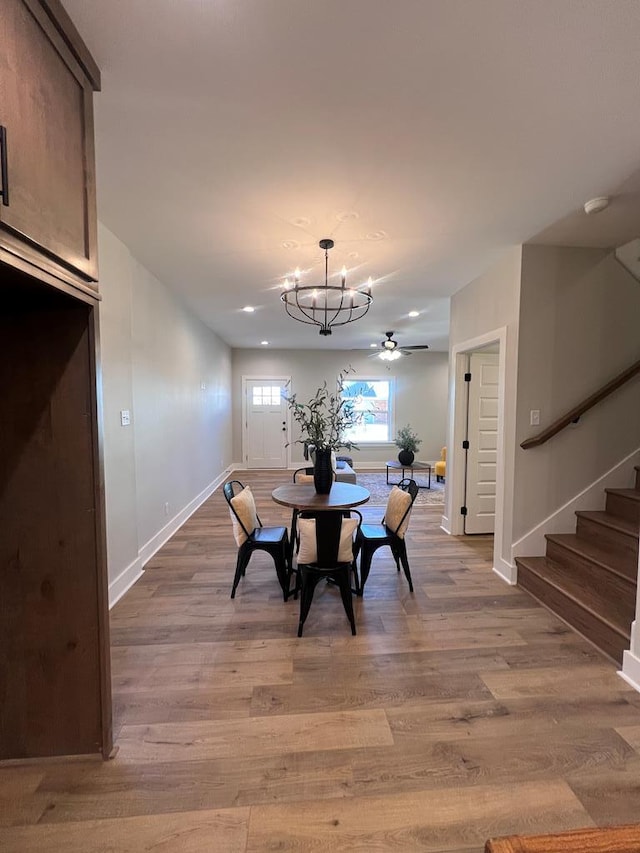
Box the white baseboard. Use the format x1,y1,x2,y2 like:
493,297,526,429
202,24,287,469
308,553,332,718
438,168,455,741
511,448,640,560
619,620,640,694
138,467,232,567
109,466,232,609
493,557,518,586
620,649,640,695
108,557,144,608
493,557,517,585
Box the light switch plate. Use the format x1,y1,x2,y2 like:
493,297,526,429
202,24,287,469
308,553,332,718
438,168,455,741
120,409,131,426
530,409,540,426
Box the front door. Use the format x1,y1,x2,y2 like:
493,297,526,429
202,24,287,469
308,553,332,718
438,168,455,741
243,378,289,469
464,353,499,534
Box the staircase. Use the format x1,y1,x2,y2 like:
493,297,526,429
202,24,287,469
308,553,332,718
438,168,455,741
516,467,640,665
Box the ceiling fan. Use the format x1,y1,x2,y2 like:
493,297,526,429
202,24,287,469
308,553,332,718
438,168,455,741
373,331,430,361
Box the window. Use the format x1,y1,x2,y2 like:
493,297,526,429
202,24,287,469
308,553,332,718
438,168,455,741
340,377,394,443
252,385,282,406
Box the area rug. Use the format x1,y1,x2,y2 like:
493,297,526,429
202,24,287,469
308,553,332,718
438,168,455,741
356,471,445,506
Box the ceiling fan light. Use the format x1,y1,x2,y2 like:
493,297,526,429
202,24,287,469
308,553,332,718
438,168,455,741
379,349,401,361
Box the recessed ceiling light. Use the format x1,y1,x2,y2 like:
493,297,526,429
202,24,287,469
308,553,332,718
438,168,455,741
242,306,255,313
370,343,377,348
583,196,610,215
261,340,269,346
408,310,420,318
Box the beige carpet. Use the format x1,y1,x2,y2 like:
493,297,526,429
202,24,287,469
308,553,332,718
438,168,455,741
356,470,445,506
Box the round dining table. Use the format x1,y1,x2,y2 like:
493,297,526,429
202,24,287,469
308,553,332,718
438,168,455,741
271,482,370,591
271,481,370,513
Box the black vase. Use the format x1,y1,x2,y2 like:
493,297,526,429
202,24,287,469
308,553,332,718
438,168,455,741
398,449,414,466
313,448,333,494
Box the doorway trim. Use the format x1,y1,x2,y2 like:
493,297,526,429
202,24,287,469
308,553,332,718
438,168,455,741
443,326,513,583
241,375,291,469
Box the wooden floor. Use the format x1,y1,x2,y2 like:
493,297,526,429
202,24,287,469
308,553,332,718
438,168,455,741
2,469,640,852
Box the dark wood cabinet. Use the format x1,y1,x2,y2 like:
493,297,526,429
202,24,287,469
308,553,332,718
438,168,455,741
0,1,111,760
0,270,112,760
0,0,100,288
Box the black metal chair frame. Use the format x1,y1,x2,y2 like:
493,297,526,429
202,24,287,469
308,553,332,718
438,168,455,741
295,510,361,637
292,466,314,482
224,480,291,601
354,478,418,596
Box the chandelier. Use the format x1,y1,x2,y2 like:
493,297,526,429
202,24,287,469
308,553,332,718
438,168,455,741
281,238,373,336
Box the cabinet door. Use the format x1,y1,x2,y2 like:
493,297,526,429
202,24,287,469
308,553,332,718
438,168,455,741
0,0,98,283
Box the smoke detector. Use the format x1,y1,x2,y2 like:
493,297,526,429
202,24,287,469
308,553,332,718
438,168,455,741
583,196,610,215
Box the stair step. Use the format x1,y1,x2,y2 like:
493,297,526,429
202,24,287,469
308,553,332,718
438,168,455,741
545,532,638,584
605,487,640,523
516,555,631,664
575,510,639,560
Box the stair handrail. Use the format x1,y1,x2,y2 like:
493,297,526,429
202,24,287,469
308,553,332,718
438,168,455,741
521,357,640,449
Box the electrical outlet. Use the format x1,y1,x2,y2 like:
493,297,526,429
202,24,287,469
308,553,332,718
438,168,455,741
120,409,131,426
530,409,540,426
200,382,206,391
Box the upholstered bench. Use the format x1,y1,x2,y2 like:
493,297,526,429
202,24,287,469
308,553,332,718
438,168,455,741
335,458,357,484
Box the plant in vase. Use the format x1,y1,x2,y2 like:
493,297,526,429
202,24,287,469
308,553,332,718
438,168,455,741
284,367,361,494
395,423,421,466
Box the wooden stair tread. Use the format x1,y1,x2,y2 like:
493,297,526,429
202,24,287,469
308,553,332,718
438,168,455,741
605,487,640,502
575,510,639,538
545,532,638,581
485,824,640,853
515,556,632,639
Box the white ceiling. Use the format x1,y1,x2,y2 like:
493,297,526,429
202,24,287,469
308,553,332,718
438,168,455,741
63,0,640,352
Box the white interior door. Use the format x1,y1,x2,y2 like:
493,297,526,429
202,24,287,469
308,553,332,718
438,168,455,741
243,379,288,469
465,353,499,534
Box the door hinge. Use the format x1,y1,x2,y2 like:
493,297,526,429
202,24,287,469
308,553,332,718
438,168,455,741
462,439,470,450
460,506,468,516
464,372,472,382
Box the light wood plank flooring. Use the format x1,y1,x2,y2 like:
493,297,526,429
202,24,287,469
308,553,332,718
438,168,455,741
1,469,640,852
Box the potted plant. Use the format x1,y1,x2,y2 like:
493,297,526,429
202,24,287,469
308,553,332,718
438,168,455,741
395,424,421,466
284,368,360,493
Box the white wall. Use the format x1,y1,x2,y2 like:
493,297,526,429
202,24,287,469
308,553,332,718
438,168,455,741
447,247,522,579
513,245,640,542
98,224,233,603
231,349,449,467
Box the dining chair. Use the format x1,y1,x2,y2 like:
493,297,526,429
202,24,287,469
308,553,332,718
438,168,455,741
295,510,361,636
224,480,290,600
354,478,418,595
292,466,315,484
